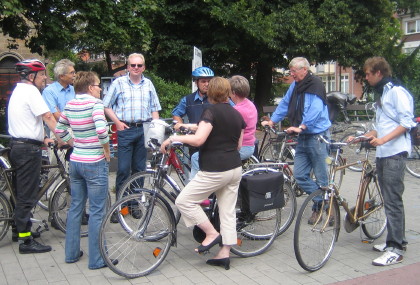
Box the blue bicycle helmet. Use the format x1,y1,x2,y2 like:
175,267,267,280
192,66,214,80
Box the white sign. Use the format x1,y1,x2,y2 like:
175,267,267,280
192,46,202,92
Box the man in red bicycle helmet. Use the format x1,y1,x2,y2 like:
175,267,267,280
8,59,60,254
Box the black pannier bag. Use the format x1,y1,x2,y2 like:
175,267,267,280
239,171,285,214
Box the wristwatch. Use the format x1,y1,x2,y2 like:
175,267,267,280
298,125,305,131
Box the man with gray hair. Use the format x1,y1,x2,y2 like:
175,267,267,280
42,59,76,120
262,57,331,224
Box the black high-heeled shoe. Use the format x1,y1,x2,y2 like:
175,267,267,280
196,235,222,254
206,257,230,270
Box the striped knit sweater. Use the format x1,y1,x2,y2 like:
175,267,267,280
56,94,109,163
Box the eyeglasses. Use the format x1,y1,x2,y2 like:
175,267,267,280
289,68,302,74
91,84,101,88
130,64,144,68
68,71,76,75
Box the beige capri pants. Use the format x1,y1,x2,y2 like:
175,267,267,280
175,166,242,245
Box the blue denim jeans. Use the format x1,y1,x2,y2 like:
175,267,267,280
294,132,329,209
376,154,407,255
65,159,109,269
116,126,147,194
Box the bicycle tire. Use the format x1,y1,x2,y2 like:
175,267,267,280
118,170,181,224
0,191,11,242
100,192,175,278
406,145,420,178
260,141,295,165
231,168,282,257
360,174,387,239
50,180,111,237
294,189,340,272
340,131,375,172
0,167,8,192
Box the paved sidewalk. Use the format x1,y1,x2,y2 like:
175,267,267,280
1,166,419,284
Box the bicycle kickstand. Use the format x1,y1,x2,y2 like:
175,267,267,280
359,224,374,244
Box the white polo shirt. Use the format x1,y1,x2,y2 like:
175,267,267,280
8,83,50,142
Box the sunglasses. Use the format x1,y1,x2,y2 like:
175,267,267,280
130,64,144,68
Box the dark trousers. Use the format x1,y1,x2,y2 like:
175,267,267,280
376,155,407,253
116,126,147,195
9,142,42,237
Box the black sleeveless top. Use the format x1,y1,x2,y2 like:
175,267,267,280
198,103,246,172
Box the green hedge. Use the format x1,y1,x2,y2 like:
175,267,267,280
145,72,191,119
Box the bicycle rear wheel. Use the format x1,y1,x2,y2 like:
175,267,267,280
294,189,340,272
100,192,175,278
242,168,296,236
231,168,282,257
50,180,111,237
260,141,295,165
231,207,280,257
118,170,181,224
360,174,387,239
406,145,420,178
0,191,11,241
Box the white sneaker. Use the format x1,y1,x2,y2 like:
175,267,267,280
373,243,407,252
372,251,403,266
372,243,387,252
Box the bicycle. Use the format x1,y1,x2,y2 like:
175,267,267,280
406,117,420,178
327,92,376,172
0,143,74,242
293,135,387,272
99,139,284,278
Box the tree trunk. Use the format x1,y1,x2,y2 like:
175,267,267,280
254,59,273,113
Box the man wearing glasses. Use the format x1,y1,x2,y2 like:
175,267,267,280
262,57,331,224
42,59,76,121
103,53,161,221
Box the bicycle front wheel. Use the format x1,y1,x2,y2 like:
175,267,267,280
294,189,340,272
100,192,175,278
360,174,387,239
0,191,11,241
406,145,420,178
118,170,181,224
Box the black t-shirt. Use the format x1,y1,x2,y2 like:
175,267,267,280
198,103,246,172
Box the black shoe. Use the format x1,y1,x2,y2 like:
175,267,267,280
206,257,230,270
93,259,119,269
12,231,41,242
130,208,142,219
81,213,89,225
66,250,84,263
19,239,52,254
110,212,119,223
196,235,222,254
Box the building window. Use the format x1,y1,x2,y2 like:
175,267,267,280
340,74,349,93
406,20,420,34
321,75,336,92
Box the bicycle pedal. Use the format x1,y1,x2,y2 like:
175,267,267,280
361,238,374,244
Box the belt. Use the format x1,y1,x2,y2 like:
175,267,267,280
11,137,43,146
387,151,408,159
121,121,143,127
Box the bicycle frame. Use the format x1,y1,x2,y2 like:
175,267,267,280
0,145,69,224
318,137,384,230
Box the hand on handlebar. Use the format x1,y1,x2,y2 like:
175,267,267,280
160,138,171,154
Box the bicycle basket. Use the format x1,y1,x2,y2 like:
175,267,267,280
143,119,169,148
